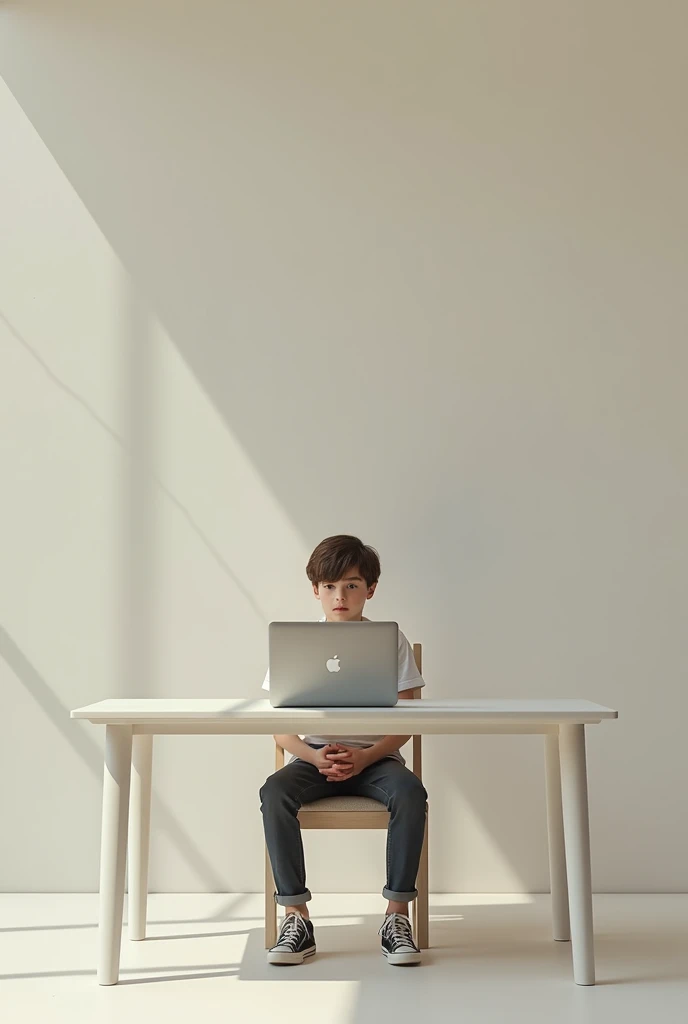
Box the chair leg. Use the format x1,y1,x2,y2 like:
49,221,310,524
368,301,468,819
264,846,277,949
414,809,429,949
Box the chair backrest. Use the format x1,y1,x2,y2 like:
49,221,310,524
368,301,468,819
411,642,423,780
275,642,424,778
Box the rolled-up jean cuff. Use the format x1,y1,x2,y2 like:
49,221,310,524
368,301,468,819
382,887,418,902
274,890,312,907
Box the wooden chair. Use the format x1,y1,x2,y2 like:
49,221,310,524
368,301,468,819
264,643,429,949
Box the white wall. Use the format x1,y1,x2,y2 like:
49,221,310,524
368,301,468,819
1,0,687,894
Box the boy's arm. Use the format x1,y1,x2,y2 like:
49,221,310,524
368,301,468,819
273,734,321,764
276,690,418,774
358,733,412,764
325,688,416,774
364,686,415,760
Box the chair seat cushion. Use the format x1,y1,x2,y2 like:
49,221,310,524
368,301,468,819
299,795,387,813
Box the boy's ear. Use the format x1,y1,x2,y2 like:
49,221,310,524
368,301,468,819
367,582,377,599
312,584,320,598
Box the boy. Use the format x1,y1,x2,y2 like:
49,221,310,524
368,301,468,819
260,534,427,966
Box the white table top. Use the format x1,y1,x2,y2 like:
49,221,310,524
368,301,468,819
71,697,618,732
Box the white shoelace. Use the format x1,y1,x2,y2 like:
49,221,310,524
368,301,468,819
380,913,417,950
274,913,308,951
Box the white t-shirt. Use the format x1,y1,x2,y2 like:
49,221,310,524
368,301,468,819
262,617,424,763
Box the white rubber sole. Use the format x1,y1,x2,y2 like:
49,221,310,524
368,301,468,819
382,948,422,966
267,944,316,965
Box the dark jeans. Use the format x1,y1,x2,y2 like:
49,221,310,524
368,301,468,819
260,754,428,906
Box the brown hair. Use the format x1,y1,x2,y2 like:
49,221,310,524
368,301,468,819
306,535,381,589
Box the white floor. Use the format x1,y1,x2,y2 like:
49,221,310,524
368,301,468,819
2,893,687,1023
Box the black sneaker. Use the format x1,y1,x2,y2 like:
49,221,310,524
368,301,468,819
267,912,316,965
379,912,421,965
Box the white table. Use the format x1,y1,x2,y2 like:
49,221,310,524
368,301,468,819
71,697,617,986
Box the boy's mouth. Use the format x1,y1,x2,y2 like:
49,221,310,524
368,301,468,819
333,607,348,612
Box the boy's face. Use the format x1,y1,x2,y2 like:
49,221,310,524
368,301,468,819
313,566,377,622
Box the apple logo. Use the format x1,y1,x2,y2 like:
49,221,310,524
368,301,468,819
326,654,341,674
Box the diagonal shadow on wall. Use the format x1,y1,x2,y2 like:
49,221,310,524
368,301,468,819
1,622,235,896
0,311,267,626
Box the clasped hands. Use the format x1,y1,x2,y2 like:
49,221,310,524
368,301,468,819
311,743,370,782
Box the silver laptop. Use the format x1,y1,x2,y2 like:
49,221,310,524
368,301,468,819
268,621,399,708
